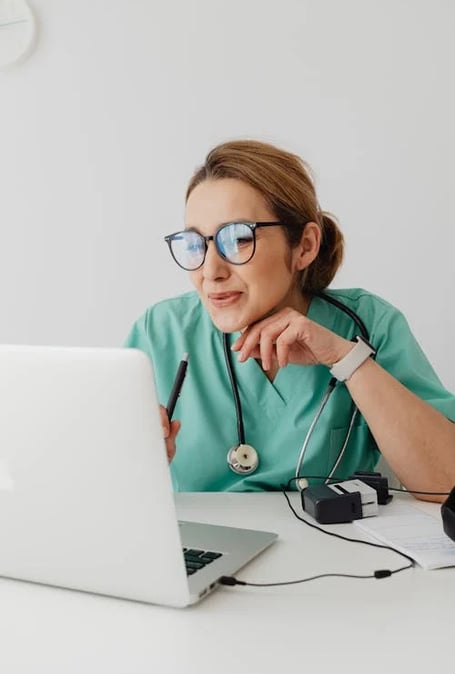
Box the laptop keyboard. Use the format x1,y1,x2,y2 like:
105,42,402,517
183,547,223,576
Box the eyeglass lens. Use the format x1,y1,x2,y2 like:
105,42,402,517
169,222,255,270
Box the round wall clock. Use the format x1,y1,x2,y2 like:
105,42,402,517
0,0,37,69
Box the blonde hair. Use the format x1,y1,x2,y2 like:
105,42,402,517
186,139,344,294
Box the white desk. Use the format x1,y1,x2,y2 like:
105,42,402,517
0,492,453,673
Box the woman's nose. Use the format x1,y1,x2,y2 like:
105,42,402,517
202,240,230,280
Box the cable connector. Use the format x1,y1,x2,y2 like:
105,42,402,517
374,569,392,579
218,576,246,586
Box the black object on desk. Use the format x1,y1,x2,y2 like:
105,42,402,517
441,487,455,542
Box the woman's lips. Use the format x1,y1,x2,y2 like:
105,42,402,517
208,292,242,307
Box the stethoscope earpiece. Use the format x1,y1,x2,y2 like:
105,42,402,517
227,444,259,475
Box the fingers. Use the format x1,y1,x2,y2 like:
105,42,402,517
231,330,248,352
166,420,181,462
170,419,181,438
275,317,318,367
160,404,171,438
159,405,181,463
233,310,301,368
260,331,279,371
275,328,293,368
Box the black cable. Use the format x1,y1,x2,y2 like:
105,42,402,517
318,292,370,341
279,485,414,566
222,332,245,445
219,484,414,589
389,487,450,496
219,569,407,587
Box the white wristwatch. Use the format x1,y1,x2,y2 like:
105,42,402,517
329,336,376,382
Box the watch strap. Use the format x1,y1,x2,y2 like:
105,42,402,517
330,336,376,382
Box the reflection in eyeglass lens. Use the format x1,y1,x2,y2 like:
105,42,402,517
172,231,205,269
217,223,254,263
170,222,256,269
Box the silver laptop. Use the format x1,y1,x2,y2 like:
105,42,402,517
0,344,276,607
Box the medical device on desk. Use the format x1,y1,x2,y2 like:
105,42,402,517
301,477,378,523
222,292,376,478
300,469,395,524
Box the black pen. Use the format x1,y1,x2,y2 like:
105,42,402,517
166,353,189,420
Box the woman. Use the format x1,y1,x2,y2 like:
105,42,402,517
125,140,455,501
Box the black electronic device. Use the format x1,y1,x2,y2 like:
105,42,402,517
441,487,455,542
301,479,378,524
301,484,362,524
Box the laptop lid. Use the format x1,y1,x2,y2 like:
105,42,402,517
0,345,277,607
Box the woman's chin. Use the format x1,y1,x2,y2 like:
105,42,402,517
211,317,245,334
208,308,247,334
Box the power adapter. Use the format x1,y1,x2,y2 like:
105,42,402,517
301,479,378,524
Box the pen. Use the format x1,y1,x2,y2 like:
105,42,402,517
166,353,189,421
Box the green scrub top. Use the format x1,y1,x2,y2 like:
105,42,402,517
124,288,455,492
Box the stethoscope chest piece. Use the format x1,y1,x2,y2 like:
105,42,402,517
227,444,259,475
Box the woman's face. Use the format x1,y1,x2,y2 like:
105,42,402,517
184,178,318,333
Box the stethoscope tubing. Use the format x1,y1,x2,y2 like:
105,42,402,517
223,292,373,480
223,332,246,446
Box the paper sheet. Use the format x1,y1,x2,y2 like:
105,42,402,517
354,503,455,570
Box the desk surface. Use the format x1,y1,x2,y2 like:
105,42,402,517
0,492,452,673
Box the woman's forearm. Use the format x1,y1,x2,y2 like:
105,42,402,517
346,358,455,502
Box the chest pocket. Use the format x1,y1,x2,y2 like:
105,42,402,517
328,422,379,478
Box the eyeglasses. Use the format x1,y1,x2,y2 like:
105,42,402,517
164,221,287,271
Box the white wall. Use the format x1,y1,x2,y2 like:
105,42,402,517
1,0,454,389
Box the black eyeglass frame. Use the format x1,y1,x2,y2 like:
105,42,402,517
164,221,288,271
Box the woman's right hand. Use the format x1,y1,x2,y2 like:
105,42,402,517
159,405,181,463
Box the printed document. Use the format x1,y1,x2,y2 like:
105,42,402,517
354,502,455,570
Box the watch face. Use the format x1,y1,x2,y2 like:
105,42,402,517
0,0,36,69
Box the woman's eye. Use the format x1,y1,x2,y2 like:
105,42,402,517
234,237,253,247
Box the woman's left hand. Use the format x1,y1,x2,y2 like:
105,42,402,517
231,307,354,372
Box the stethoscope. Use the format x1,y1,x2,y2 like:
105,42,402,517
223,292,373,484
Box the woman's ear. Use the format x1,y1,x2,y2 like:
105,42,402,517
294,222,321,270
